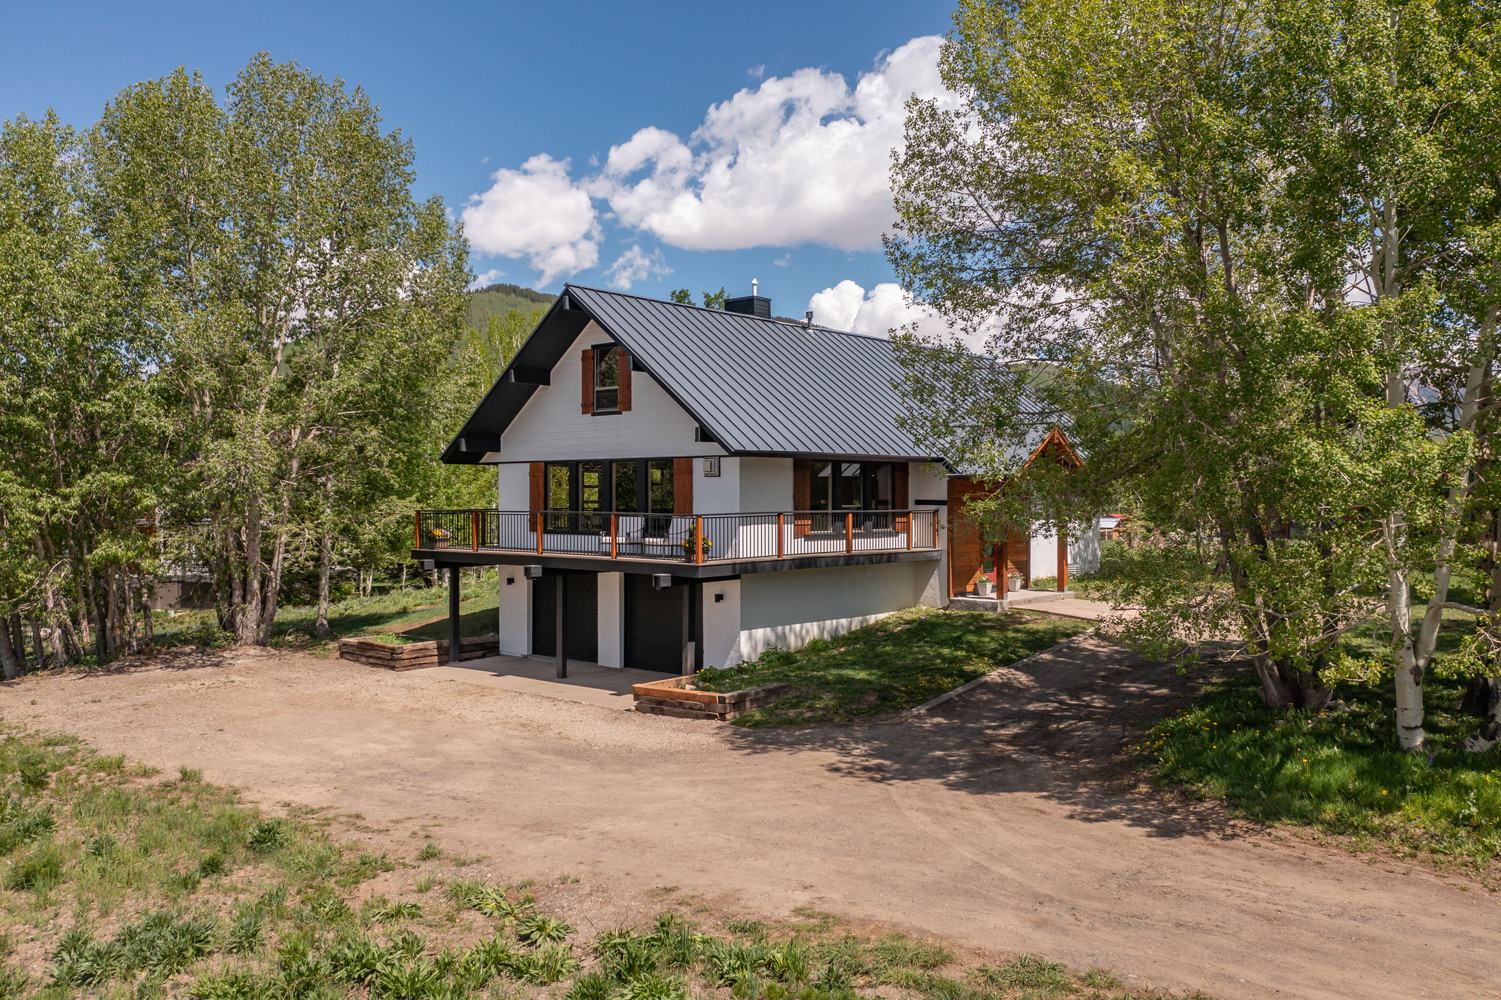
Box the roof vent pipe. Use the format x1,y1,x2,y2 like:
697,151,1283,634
752,278,758,297
804,310,814,328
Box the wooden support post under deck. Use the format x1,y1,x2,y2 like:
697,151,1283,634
555,572,567,679
1057,527,1069,592
447,565,461,664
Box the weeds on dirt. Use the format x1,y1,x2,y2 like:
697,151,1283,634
0,724,1209,999
694,608,1089,727
1140,669,1501,873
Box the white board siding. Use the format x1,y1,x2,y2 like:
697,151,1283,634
499,321,725,462
694,457,740,514
1068,519,1102,574
497,464,530,510
739,457,793,512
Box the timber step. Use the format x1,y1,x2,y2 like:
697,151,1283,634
338,634,498,671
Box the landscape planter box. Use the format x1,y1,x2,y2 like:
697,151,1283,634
337,634,498,671
631,675,791,721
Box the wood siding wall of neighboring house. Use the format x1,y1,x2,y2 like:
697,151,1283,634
618,350,632,411
580,349,594,415
792,458,811,536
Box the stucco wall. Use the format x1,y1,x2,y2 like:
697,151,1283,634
701,578,743,670
499,321,723,462
497,571,530,656
694,457,740,515
739,457,793,512
910,462,949,606
597,571,624,667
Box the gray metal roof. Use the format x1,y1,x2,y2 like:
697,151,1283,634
442,284,1059,467
564,285,935,459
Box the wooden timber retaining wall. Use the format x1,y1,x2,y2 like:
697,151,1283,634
631,675,791,721
337,634,498,671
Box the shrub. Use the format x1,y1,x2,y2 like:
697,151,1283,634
247,819,288,853
517,913,573,946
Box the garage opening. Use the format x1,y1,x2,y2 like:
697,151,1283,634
533,570,598,663
624,573,700,673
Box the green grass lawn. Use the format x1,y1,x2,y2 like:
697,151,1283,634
150,571,501,655
1141,669,1501,873
696,607,1091,728
0,726,1194,1000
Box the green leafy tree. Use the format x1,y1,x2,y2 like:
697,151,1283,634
88,56,469,647
887,0,1475,725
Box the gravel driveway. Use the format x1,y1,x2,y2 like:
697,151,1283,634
2,640,1496,1000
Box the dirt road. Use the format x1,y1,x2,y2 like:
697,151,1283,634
2,639,1496,1000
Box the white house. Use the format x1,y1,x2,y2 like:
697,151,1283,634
417,284,1099,673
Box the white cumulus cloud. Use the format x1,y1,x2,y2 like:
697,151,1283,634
461,154,600,285
460,36,957,283
597,36,954,252
808,280,937,337
605,244,673,290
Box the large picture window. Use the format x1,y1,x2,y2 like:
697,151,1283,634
540,458,676,530
808,459,894,513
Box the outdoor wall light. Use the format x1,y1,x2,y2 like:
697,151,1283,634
651,573,672,590
506,577,515,586
703,457,721,477
714,593,725,603
523,565,543,580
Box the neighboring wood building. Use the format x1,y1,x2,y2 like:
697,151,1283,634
417,284,1100,673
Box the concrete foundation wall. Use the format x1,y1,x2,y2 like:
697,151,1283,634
736,562,930,662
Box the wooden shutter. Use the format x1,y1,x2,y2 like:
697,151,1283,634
673,458,694,514
792,458,811,537
618,350,632,412
580,349,595,415
894,462,910,535
528,462,545,512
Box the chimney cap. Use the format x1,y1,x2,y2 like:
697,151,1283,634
724,287,772,319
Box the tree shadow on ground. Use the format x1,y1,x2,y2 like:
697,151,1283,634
720,634,1243,842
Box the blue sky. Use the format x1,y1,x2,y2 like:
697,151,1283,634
2,0,957,331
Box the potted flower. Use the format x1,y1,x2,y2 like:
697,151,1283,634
975,572,996,598
1007,572,1023,593
680,537,713,556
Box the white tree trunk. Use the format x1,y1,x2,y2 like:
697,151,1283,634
1389,557,1425,749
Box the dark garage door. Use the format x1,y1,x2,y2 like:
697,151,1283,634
625,573,691,673
533,571,598,662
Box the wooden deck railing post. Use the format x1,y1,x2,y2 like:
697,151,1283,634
932,512,939,550
907,509,913,551
471,510,480,551
414,512,422,550
846,512,854,554
694,516,705,564
777,513,785,558
535,512,544,555
611,513,618,559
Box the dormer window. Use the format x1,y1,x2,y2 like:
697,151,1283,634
593,345,620,412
